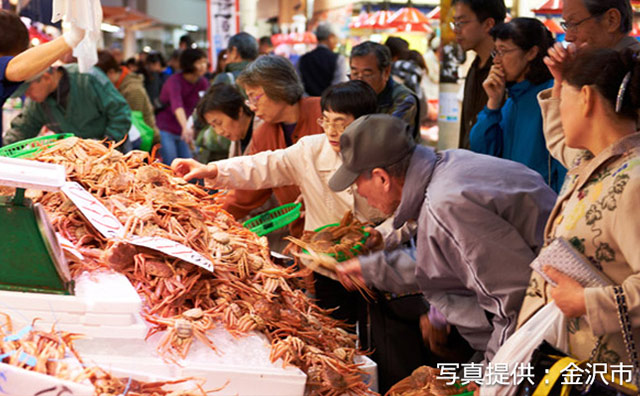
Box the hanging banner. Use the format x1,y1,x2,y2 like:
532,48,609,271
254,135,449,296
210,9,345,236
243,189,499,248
207,0,240,70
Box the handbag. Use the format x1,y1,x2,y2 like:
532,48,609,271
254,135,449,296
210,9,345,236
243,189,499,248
517,285,639,396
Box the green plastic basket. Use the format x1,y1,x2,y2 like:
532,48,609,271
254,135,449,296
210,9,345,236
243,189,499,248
243,202,302,236
303,223,370,262
0,134,74,159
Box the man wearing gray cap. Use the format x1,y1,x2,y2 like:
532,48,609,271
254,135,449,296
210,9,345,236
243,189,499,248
297,23,347,97
331,114,557,362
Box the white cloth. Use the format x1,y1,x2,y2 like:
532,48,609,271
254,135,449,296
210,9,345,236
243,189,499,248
213,134,385,231
52,0,103,73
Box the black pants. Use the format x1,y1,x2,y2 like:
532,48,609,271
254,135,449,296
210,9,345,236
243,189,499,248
364,293,432,394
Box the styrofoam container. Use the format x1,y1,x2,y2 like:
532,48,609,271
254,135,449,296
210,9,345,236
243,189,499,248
0,157,66,192
0,362,93,396
0,272,146,339
73,327,307,396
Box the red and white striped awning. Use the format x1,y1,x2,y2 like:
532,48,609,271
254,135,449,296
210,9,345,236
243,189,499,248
533,0,563,15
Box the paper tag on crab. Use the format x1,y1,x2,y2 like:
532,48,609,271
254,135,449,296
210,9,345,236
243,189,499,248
128,235,214,272
61,181,125,239
56,232,85,261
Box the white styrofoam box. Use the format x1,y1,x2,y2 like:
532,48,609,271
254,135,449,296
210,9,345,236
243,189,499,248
7,311,148,339
0,362,93,396
81,311,137,326
0,156,66,192
73,271,142,313
73,326,307,396
0,271,146,339
0,289,86,312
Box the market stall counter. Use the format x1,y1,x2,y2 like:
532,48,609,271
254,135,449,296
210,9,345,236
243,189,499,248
0,138,378,396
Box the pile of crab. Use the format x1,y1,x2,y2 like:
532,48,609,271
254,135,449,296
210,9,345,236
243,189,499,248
4,137,375,396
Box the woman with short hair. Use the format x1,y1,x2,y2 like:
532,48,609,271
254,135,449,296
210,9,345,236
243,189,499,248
196,55,323,236
195,83,256,161
173,80,379,232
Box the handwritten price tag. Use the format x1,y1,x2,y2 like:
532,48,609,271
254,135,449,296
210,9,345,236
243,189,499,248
128,236,214,272
61,182,125,239
61,182,213,272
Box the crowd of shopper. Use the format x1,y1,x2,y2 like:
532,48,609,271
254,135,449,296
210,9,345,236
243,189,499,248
3,1,640,393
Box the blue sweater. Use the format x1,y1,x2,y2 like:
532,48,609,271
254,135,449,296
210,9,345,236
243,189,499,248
470,79,566,193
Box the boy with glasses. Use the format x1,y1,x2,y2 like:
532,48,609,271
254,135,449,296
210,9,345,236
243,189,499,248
450,0,506,149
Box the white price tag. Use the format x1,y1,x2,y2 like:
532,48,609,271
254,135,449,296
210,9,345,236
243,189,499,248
128,236,214,272
56,232,84,261
61,182,125,239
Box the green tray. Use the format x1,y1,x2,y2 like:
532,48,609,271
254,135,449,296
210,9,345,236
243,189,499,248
0,133,74,159
243,202,302,236
303,222,370,262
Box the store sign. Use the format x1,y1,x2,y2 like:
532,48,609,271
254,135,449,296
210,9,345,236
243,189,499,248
61,182,213,272
207,0,239,70
128,236,214,272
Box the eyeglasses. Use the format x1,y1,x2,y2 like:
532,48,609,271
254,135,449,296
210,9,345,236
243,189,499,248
449,20,474,31
317,117,347,132
244,92,264,107
348,71,377,80
560,13,602,32
491,47,520,58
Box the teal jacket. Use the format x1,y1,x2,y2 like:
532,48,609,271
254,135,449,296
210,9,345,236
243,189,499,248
5,64,131,146
470,79,566,193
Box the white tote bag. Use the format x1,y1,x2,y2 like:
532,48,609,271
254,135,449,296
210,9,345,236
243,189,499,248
479,302,568,396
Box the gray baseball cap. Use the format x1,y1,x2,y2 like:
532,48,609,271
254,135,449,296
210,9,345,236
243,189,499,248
328,114,416,192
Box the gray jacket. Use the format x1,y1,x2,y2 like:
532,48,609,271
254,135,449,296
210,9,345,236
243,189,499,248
360,146,557,360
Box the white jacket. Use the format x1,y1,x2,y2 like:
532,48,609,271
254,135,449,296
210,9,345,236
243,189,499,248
213,134,385,231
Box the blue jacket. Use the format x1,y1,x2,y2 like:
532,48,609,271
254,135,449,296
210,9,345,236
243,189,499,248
470,79,566,193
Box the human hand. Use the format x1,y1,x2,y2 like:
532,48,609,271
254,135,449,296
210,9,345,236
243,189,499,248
181,125,195,146
419,313,451,354
294,194,305,219
171,158,217,181
335,258,364,291
363,227,384,252
544,265,586,318
544,42,579,98
483,64,506,110
63,26,85,48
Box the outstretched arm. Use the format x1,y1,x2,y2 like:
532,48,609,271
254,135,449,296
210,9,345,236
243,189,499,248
5,28,84,82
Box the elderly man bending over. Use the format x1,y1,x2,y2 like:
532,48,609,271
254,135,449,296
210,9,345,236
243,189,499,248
333,114,557,362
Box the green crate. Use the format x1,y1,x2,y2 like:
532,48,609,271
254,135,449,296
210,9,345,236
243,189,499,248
243,202,302,236
0,133,74,159
303,222,370,262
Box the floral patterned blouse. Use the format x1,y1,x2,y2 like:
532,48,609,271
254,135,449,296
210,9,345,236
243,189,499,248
518,132,640,364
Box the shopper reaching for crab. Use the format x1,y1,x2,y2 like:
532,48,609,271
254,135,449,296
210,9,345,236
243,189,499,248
172,80,431,392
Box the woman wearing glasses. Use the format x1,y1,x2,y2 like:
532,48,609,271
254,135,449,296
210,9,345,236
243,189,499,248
469,18,567,193
172,80,382,232
191,55,323,237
